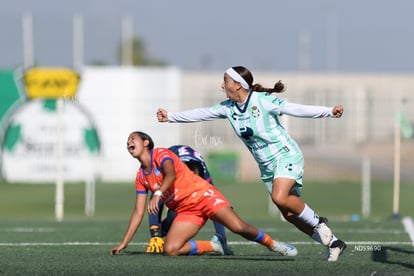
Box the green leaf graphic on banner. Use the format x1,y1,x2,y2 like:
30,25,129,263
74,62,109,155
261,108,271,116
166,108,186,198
84,128,100,153
3,124,22,151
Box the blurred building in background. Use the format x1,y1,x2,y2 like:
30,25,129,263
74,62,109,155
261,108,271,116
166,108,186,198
1,67,413,183
179,71,414,182
0,13,413,184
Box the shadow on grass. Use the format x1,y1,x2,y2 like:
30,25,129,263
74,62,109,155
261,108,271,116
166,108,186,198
208,255,295,262
118,251,295,262
117,251,148,256
372,246,414,269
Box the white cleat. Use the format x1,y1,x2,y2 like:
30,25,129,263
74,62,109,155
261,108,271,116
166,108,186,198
328,239,347,261
271,241,298,256
314,217,333,246
210,238,224,255
211,234,233,255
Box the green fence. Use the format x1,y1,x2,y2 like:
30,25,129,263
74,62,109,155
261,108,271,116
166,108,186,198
207,151,239,183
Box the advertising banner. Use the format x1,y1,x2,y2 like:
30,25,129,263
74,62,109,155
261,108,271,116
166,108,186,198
1,66,180,182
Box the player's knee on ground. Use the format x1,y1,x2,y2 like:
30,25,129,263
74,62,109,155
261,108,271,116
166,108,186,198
163,242,181,256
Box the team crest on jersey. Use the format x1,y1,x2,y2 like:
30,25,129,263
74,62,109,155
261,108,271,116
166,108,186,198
251,106,260,118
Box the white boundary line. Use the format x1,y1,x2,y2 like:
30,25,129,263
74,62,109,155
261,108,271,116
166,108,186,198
402,216,414,246
1,217,413,247
0,241,412,247
0,228,56,233
0,228,407,235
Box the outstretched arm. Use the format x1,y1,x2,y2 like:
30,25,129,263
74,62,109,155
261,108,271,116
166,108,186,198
157,107,226,123
110,193,147,255
280,102,344,118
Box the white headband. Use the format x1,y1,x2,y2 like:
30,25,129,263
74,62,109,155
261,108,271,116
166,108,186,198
225,67,250,90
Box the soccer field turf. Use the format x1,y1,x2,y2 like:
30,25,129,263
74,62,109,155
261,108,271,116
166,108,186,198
0,181,413,275
0,218,413,275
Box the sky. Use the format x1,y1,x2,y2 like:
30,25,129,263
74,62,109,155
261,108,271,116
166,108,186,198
1,0,414,72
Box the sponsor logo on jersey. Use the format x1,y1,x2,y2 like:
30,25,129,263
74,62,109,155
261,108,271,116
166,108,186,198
231,111,249,121
272,97,284,105
214,198,225,206
239,127,254,139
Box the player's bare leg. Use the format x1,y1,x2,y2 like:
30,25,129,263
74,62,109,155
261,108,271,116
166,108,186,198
163,221,200,256
274,180,346,261
212,206,297,256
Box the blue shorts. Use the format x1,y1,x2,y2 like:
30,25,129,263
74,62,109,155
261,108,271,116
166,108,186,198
260,155,304,196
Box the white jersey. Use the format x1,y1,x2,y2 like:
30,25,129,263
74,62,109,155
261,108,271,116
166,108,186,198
168,91,333,170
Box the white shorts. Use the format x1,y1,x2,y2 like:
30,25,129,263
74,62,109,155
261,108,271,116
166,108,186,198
260,155,304,196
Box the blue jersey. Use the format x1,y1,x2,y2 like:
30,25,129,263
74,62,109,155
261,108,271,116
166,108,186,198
168,145,213,184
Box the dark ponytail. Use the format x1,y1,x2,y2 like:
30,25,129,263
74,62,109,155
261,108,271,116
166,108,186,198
251,80,286,93
232,66,286,93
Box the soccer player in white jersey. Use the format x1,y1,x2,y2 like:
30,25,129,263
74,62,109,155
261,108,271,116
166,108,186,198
157,66,346,261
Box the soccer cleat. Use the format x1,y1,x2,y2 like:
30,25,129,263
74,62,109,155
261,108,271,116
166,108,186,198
210,237,224,255
270,241,298,256
210,234,233,255
145,237,164,253
328,239,347,261
314,217,333,246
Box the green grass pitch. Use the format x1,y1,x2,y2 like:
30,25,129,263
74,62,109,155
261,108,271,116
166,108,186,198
0,180,413,275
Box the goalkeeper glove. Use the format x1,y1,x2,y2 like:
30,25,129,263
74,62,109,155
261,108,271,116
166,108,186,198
145,237,164,253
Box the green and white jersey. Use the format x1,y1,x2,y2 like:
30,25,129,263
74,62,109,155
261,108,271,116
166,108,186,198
168,91,333,171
